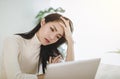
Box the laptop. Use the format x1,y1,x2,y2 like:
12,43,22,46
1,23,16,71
44,58,101,79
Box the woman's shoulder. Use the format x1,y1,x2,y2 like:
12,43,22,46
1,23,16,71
3,35,25,44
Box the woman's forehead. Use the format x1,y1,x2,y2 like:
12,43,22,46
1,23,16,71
52,21,65,28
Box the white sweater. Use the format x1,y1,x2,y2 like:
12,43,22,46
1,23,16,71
1,34,42,79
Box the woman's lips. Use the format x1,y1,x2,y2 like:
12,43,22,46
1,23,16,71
45,38,50,43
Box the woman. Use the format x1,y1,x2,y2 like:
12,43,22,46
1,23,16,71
1,13,74,79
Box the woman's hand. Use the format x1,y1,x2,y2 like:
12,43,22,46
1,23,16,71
60,17,73,43
48,55,63,64
37,55,63,79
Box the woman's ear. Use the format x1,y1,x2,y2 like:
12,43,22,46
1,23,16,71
40,18,45,26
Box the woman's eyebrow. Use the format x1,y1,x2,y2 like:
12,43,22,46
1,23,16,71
53,25,57,31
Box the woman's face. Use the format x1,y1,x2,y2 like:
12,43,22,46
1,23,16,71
37,19,64,45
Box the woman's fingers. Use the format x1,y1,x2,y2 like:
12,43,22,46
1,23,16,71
52,55,61,63
60,17,70,29
49,55,63,64
59,17,72,41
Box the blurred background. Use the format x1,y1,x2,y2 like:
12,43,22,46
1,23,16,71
0,0,120,66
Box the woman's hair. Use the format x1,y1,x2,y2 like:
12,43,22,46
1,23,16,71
16,13,73,74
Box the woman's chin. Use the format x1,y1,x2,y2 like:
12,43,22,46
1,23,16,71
41,42,49,46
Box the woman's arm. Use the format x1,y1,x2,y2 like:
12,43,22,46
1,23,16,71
65,38,74,61
60,17,75,61
2,36,38,79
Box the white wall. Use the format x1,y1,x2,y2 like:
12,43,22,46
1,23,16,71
0,0,50,75
50,0,120,60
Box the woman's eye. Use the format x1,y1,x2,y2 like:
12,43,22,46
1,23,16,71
56,36,60,39
50,27,54,32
